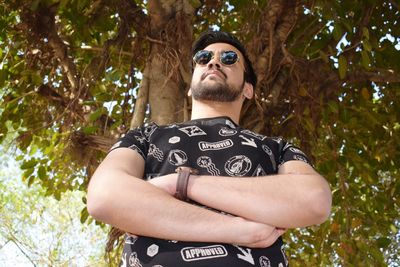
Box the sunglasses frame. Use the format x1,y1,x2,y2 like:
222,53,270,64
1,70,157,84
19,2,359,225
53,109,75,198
193,50,240,66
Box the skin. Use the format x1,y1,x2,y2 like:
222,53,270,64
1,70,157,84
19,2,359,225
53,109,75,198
190,46,247,103
189,43,253,124
87,42,332,248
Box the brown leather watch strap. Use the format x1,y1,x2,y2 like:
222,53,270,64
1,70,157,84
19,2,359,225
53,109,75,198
174,167,198,201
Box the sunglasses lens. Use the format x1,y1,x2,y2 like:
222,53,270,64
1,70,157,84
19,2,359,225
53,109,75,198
221,51,238,65
194,50,212,65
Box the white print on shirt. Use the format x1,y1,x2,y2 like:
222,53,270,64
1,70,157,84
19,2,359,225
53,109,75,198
121,253,127,267
198,139,233,151
181,245,228,262
148,144,164,162
147,244,159,257
239,135,257,148
165,124,178,128
168,136,181,144
128,144,145,158
293,154,309,163
197,156,220,176
240,129,266,141
282,142,292,151
225,155,252,176
168,149,188,166
289,146,306,156
143,124,157,141
233,245,255,265
281,245,288,266
125,235,138,245
252,164,267,176
110,141,122,151
179,125,207,137
134,135,146,144
129,252,143,267
225,119,236,129
259,256,271,267
278,263,284,267
219,127,237,136
262,145,277,171
272,137,283,144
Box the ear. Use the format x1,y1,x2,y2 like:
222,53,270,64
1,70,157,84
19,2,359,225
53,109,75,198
187,88,192,97
243,82,254,99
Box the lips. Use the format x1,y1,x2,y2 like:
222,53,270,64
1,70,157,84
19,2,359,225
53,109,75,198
202,69,227,80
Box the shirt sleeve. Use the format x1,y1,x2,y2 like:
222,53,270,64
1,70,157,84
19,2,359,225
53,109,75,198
277,138,312,167
108,127,149,160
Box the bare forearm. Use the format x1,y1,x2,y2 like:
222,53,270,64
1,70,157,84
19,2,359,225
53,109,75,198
88,170,231,241
187,173,331,228
87,170,278,246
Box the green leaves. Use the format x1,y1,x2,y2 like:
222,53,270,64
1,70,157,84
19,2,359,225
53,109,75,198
0,68,7,88
338,55,347,79
0,149,107,265
361,50,371,69
20,158,37,170
80,207,89,224
1,0,399,266
88,107,107,122
332,24,343,41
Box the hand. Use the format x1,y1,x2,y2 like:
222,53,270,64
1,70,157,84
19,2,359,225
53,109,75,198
147,174,177,195
233,217,286,248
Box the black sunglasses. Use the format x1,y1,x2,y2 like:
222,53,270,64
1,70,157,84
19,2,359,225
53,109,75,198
193,50,240,66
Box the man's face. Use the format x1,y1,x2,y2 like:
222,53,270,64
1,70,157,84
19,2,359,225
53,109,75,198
190,43,249,102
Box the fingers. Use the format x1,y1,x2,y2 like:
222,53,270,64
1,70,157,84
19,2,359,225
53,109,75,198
277,228,287,235
244,228,284,248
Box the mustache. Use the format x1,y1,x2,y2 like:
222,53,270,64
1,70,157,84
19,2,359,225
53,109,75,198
201,69,227,80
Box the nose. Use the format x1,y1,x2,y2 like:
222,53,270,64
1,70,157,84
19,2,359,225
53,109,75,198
207,53,221,69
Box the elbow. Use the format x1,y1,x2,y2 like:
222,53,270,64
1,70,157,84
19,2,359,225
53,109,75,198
87,193,104,222
87,178,112,223
308,182,332,224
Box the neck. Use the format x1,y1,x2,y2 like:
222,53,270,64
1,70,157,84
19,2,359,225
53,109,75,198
190,98,243,124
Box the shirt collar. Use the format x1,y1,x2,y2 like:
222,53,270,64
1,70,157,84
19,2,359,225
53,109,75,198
183,116,238,128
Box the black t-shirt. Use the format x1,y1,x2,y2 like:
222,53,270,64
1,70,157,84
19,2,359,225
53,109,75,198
110,116,311,267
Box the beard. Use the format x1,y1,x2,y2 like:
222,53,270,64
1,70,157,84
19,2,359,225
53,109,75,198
190,76,245,102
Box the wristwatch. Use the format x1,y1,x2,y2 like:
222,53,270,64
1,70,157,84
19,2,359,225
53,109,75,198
174,166,199,201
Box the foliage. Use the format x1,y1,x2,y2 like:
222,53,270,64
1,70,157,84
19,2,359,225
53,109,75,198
0,0,399,266
0,145,107,266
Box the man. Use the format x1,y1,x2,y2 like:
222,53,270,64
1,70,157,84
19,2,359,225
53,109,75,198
87,31,332,267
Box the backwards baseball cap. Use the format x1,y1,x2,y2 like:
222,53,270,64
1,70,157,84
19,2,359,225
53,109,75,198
192,31,257,88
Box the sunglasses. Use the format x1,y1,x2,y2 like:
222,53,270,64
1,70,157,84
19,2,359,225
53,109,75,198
193,50,240,66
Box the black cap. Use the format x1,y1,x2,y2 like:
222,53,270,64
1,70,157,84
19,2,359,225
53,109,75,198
192,31,257,88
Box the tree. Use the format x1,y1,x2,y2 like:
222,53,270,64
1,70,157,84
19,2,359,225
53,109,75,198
0,144,107,266
0,0,399,266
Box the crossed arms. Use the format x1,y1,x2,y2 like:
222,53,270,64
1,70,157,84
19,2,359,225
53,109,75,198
87,148,331,248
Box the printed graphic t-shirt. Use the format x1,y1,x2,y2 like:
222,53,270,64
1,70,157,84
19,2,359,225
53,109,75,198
110,116,312,267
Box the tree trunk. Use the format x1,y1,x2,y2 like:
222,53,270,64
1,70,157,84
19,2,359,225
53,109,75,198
133,0,195,127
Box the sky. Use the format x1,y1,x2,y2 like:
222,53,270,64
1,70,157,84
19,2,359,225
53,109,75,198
0,145,108,267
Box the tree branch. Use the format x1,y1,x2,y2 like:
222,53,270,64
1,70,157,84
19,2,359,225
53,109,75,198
130,66,150,128
0,240,11,251
389,0,399,10
20,3,80,95
275,0,301,43
9,239,38,267
80,45,134,57
71,132,115,153
46,23,80,94
119,0,150,37
347,69,400,83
